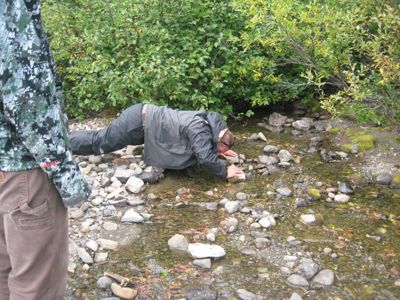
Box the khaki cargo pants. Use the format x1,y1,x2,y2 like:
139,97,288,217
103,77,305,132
0,168,68,300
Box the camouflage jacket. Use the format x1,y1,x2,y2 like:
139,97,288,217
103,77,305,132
0,0,91,206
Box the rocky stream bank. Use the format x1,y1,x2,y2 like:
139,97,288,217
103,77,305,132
65,111,400,300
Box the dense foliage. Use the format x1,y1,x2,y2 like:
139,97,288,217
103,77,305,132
42,0,399,123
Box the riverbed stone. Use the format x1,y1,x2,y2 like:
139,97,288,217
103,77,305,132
95,252,109,263
103,221,118,231
295,198,309,207
225,201,240,214
70,208,84,220
258,132,267,142
311,269,335,287
295,258,320,280
111,283,137,299
259,155,278,165
86,240,99,252
334,194,350,203
376,173,392,185
168,234,189,253
290,292,303,300
77,247,93,264
287,274,309,288
338,182,354,194
188,243,226,259
121,209,144,223
220,217,239,233
186,285,218,300
292,118,313,131
277,187,292,196
125,177,145,194
114,168,135,183
278,150,293,162
395,279,400,287
263,145,279,154
98,239,119,251
193,258,212,269
237,289,257,300
97,276,113,290
236,192,249,201
269,112,287,127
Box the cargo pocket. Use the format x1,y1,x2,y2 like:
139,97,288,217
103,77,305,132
11,199,52,231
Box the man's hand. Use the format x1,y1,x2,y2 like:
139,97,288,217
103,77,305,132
227,165,245,180
219,149,238,158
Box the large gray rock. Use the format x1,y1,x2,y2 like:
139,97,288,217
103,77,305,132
263,145,279,154
295,258,319,279
269,112,288,127
168,234,189,253
292,117,313,131
334,194,350,203
278,150,293,162
225,201,240,214
276,187,292,196
338,182,354,194
114,168,135,183
287,274,309,288
258,155,278,165
188,243,226,259
376,173,392,185
121,209,144,223
77,247,93,264
311,269,335,287
237,289,257,300
97,276,113,290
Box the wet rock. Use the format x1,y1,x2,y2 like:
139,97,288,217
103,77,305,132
269,112,288,127
334,194,350,203
276,187,292,196
121,209,144,223
290,292,303,300
278,150,293,162
263,145,279,154
338,182,354,194
259,155,278,165
111,283,137,299
125,177,145,193
292,118,313,131
225,201,240,214
287,274,309,288
168,234,189,253
311,269,335,287
237,289,257,300
220,217,239,233
186,285,218,300
188,243,226,259
376,173,392,185
295,258,319,280
78,248,93,264
193,259,212,269
97,276,113,290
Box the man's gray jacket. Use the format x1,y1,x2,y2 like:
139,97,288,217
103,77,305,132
143,104,228,178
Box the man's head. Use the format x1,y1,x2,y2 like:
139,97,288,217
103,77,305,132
217,128,234,154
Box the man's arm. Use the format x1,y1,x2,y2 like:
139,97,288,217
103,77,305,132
1,0,90,206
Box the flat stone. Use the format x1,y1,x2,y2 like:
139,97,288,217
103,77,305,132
193,258,212,269
292,118,313,131
86,240,99,252
287,274,309,288
376,173,392,185
125,176,145,194
255,237,271,249
168,234,189,253
69,208,84,219
89,155,103,164
95,252,109,263
258,155,278,165
220,217,239,233
311,269,335,287
186,285,218,300
276,187,292,196
237,289,257,300
225,201,240,214
295,198,309,207
300,214,316,225
98,239,119,251
290,292,303,300
188,243,225,259
121,209,144,223
103,221,118,231
114,168,135,183
77,247,93,264
263,145,279,153
111,283,137,300
334,194,350,203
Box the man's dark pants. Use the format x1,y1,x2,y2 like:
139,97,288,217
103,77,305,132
70,104,144,155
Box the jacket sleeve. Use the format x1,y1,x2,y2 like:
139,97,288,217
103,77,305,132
186,119,228,178
1,0,91,207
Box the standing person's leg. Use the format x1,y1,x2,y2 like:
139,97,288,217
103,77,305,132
0,168,68,300
0,196,11,299
70,103,145,155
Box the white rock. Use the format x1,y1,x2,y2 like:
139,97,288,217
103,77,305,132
98,238,119,251
77,247,93,264
258,132,267,142
125,177,145,194
278,150,293,162
168,234,189,253
300,214,316,225
311,269,335,286
225,201,240,214
121,209,144,223
86,240,99,252
193,259,212,269
334,193,350,203
95,252,109,263
188,243,226,259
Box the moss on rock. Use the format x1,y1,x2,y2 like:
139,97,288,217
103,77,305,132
308,188,321,199
351,132,376,151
